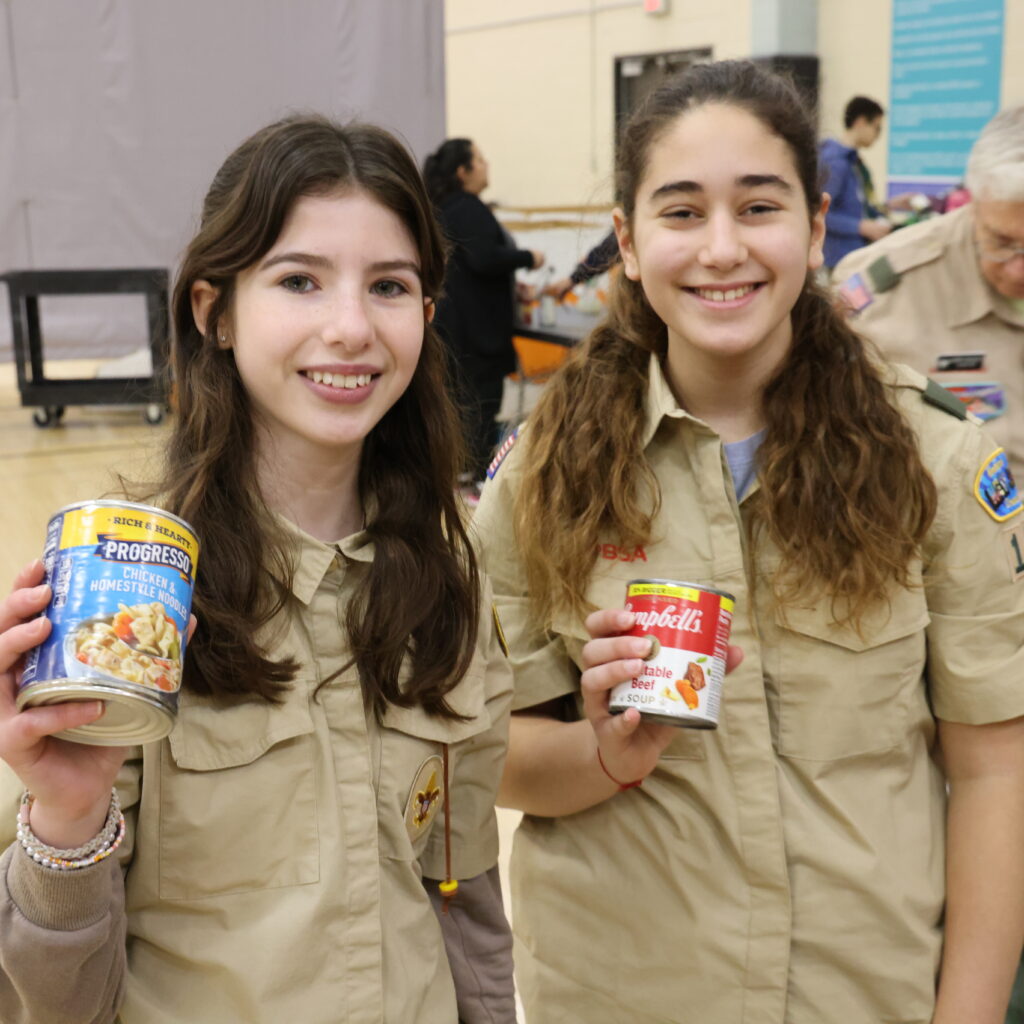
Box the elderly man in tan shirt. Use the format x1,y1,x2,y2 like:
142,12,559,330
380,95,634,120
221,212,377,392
833,106,1024,481
835,104,1024,1024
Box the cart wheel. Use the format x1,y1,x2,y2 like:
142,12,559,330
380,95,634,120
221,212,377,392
32,406,64,428
144,404,165,425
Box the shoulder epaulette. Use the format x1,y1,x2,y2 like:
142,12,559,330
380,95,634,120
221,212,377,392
866,255,900,294
921,378,968,420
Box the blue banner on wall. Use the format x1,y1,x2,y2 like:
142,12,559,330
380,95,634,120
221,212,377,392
888,0,1004,199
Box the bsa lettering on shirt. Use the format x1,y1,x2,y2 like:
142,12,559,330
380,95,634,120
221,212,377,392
598,544,648,563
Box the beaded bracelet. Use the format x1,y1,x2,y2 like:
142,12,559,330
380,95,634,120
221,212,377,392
17,789,125,872
597,748,644,791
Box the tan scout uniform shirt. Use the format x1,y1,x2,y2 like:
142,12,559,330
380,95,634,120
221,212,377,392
0,522,513,1024
834,205,1024,481
474,355,1024,1024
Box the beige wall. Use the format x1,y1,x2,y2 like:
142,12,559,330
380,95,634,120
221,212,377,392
445,0,1024,209
444,1,752,208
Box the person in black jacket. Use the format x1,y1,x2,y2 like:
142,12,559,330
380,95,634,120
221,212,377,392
424,138,544,482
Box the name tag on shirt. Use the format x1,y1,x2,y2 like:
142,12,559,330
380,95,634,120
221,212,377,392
934,352,985,372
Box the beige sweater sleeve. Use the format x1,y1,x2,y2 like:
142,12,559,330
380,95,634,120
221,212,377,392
0,842,128,1024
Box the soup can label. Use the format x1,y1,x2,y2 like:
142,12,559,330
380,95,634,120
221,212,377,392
608,579,734,729
17,501,199,746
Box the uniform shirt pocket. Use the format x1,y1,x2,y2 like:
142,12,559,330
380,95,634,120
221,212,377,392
769,594,929,761
158,684,319,899
377,670,492,864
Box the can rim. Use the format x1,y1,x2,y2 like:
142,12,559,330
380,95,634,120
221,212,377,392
50,500,197,542
626,578,735,603
17,680,175,745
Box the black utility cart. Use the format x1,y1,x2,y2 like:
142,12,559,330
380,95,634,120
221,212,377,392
1,267,170,427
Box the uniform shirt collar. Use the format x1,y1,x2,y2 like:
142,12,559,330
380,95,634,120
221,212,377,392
270,513,374,606
641,352,689,449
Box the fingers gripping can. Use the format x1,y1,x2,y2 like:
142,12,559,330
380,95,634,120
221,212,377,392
17,501,199,746
608,579,734,729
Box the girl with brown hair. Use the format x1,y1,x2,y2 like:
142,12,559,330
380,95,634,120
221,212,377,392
476,61,1024,1023
0,115,514,1023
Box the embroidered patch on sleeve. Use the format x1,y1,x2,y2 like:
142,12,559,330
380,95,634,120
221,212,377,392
405,755,444,841
837,272,873,314
487,427,519,480
1004,523,1024,583
975,448,1023,522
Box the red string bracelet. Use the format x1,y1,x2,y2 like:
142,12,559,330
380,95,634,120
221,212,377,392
597,748,643,791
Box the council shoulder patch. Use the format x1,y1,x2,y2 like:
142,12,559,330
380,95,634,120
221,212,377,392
487,426,519,480
837,272,874,314
975,448,1023,522
405,755,444,841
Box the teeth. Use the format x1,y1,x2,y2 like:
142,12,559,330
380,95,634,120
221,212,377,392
695,284,757,301
307,371,372,389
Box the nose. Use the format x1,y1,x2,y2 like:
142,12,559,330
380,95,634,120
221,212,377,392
698,212,747,270
321,290,374,351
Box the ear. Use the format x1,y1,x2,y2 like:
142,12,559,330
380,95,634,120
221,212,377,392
424,298,436,324
613,208,641,282
191,280,228,346
807,195,829,272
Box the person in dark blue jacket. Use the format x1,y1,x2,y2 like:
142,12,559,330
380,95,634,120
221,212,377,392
424,139,544,483
819,96,892,269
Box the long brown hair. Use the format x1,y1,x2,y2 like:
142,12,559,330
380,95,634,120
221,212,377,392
515,61,936,630
143,115,478,718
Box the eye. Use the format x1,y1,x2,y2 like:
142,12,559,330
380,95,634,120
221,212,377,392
743,202,779,216
371,278,410,298
663,208,701,222
279,274,316,293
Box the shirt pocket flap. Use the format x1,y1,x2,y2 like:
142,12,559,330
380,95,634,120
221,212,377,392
775,598,929,651
381,673,491,744
167,685,316,771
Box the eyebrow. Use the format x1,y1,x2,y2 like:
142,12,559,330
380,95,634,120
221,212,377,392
258,252,421,276
649,174,794,200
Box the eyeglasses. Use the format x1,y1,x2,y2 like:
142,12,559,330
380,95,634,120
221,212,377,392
975,238,1024,264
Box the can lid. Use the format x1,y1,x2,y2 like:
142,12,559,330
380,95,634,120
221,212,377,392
51,499,197,543
17,681,175,746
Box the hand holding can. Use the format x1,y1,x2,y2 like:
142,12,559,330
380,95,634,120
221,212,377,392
608,579,735,729
0,560,126,847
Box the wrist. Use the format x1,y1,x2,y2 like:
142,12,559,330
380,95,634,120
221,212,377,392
28,796,112,849
596,746,644,791
18,789,125,871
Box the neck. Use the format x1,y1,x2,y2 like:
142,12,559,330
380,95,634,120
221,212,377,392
664,343,785,443
841,129,861,150
255,433,364,542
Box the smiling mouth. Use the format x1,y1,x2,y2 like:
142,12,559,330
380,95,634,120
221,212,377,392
686,283,763,301
302,370,376,389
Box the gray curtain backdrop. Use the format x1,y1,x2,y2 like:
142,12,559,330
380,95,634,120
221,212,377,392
0,0,446,359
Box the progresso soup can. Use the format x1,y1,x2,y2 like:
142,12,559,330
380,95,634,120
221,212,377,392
17,501,199,745
608,578,734,729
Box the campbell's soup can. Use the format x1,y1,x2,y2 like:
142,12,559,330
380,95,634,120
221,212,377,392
17,501,199,746
608,579,734,729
